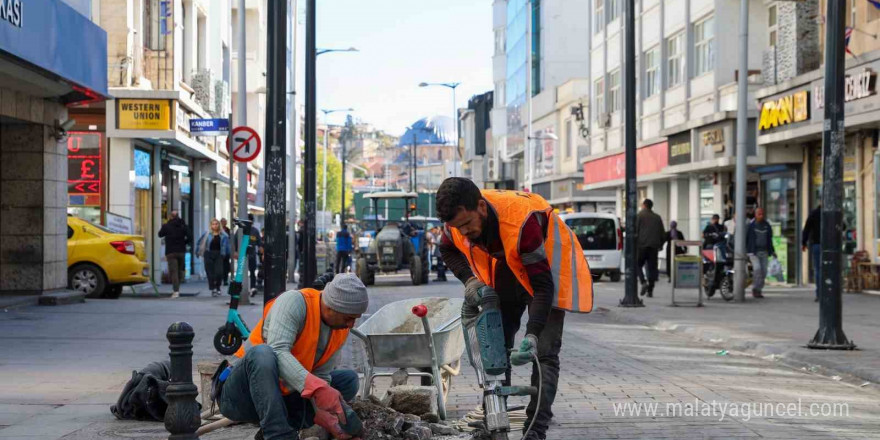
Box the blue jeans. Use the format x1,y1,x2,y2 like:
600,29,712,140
219,345,359,440
811,243,821,299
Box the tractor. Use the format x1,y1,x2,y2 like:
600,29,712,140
355,192,430,286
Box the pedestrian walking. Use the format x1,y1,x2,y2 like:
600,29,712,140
220,218,232,286
233,214,262,297
158,210,190,298
802,205,821,302
429,226,448,281
196,219,230,297
636,199,665,298
664,221,686,281
335,225,353,274
746,208,775,299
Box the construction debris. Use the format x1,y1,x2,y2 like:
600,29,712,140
382,385,438,416
350,397,471,440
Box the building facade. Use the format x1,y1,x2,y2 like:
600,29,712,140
1,0,108,295
65,0,266,286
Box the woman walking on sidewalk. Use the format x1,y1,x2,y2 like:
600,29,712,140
196,219,230,297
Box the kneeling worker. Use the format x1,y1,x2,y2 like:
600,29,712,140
437,178,593,440
220,273,368,439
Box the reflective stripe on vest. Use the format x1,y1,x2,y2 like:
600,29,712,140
446,190,593,313
233,288,350,394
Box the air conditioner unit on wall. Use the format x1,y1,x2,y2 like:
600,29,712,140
487,154,500,181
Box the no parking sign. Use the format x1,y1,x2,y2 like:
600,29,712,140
227,126,261,162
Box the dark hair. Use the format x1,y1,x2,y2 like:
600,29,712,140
248,213,255,221
437,177,481,222
643,199,653,210
712,214,720,220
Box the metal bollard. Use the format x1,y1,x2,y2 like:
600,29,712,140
165,322,201,439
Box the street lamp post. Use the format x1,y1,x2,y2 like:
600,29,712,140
320,108,353,236
418,82,461,176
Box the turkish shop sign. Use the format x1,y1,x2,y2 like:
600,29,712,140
668,131,692,166
813,68,876,109
758,90,809,131
117,99,173,130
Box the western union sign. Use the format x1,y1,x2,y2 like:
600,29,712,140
117,99,173,130
758,90,809,131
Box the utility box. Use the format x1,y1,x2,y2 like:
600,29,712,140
670,241,704,307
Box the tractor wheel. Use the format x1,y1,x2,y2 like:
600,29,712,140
411,255,423,285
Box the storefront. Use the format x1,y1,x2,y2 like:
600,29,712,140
756,51,880,285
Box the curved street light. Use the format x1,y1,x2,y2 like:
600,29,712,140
317,47,359,56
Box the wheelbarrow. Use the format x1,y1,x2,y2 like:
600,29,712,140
351,297,465,420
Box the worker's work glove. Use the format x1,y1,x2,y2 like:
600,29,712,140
312,403,351,439
302,374,344,416
464,277,486,309
509,334,538,366
461,278,487,327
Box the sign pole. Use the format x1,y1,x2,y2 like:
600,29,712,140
732,0,749,302
808,0,855,350
236,0,250,304
619,0,643,308
303,0,318,287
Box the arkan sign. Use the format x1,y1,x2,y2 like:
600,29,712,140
0,0,22,27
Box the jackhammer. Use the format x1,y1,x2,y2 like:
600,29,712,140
462,287,540,440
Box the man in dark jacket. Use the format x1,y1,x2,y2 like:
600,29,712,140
636,199,665,297
802,205,821,301
746,208,775,298
158,211,190,298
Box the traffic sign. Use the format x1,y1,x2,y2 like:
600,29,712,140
228,126,261,162
190,118,229,136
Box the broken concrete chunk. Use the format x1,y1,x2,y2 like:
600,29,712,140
384,415,406,436
420,412,441,423
429,423,458,436
384,385,438,416
298,424,329,440
404,426,433,440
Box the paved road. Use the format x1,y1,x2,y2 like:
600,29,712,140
0,275,878,439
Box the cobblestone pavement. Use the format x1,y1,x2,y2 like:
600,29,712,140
0,275,878,439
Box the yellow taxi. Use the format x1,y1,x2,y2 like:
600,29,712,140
67,216,150,298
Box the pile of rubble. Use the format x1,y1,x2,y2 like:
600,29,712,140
349,396,467,440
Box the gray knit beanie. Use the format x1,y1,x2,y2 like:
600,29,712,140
322,273,369,315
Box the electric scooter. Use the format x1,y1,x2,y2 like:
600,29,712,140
213,218,254,355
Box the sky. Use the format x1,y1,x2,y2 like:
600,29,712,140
293,0,494,136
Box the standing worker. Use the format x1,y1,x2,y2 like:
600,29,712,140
636,199,665,298
746,207,775,299
158,210,190,298
436,178,593,440
802,204,821,302
335,225,353,274
219,274,369,440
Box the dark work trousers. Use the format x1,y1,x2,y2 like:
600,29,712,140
219,345,359,440
222,255,231,285
500,289,564,438
248,255,258,289
166,253,186,292
637,246,659,290
335,251,351,274
204,251,224,291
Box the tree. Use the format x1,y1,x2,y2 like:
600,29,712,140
306,141,353,220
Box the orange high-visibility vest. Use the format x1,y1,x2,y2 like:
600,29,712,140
446,190,593,313
234,288,350,395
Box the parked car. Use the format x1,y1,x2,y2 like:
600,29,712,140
67,216,149,298
559,212,623,282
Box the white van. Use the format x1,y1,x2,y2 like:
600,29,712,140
559,212,623,282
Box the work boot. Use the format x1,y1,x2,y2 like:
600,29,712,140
752,288,764,298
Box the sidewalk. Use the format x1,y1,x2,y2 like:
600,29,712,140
590,280,880,386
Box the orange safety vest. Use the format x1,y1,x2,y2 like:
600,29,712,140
234,288,350,395
446,190,593,313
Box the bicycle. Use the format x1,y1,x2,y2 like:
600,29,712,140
213,218,254,355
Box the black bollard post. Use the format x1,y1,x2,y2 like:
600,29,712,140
165,322,201,439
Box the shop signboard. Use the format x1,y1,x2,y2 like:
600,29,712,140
668,132,692,166
67,132,102,206
584,142,668,185
758,90,809,131
105,212,133,235
117,99,173,130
